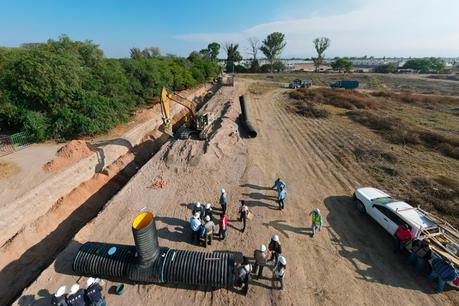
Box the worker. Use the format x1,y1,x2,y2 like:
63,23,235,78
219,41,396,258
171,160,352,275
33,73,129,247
278,186,286,210
203,215,215,247
67,284,85,306
253,244,269,279
204,203,214,221
408,239,432,272
273,256,287,290
239,200,249,232
190,212,201,244
219,213,228,240
51,286,68,306
428,254,457,292
192,202,203,217
219,188,228,216
394,224,413,253
309,209,323,237
236,257,252,296
268,235,282,263
84,277,106,306
272,178,286,192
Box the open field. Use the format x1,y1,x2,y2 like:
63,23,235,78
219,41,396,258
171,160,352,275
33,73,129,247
9,78,458,305
238,72,459,96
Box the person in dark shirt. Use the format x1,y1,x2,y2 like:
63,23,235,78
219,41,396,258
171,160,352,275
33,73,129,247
84,277,106,306
51,286,68,306
67,284,85,306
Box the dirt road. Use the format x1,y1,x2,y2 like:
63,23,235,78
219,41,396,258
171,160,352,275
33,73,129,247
15,80,458,305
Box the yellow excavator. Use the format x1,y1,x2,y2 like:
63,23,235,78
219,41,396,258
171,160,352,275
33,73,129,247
158,87,209,139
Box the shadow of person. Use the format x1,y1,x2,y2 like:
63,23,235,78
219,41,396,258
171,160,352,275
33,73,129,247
240,183,272,191
244,200,278,210
156,216,194,245
262,220,310,238
242,192,277,202
17,288,52,306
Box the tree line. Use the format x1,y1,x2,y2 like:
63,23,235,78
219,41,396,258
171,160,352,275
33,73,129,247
0,35,219,141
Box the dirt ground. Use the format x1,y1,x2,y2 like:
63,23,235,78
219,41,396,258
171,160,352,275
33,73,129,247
13,79,459,305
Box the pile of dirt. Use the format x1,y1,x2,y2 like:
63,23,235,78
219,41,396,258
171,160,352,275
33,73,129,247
0,161,19,180
43,140,96,172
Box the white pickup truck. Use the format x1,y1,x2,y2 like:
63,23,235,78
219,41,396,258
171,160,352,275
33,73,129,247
353,187,439,238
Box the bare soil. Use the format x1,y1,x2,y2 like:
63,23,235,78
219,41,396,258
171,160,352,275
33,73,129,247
13,80,458,305
43,140,97,172
0,161,19,179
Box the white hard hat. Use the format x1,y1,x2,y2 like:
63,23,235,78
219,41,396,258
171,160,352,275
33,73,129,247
196,202,201,208
206,203,211,209
278,256,287,265
315,208,321,214
86,277,95,287
260,244,267,252
221,188,225,193
272,235,279,242
55,286,66,297
205,215,210,221
244,264,252,272
70,284,80,295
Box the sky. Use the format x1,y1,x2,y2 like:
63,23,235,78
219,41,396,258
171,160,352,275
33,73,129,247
0,0,458,58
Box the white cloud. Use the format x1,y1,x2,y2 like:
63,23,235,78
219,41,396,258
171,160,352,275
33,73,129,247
176,0,459,57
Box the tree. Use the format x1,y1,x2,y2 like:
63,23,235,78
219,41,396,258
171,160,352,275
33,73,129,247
273,60,286,72
260,32,286,73
312,37,330,72
130,48,143,59
331,57,353,72
247,37,260,72
374,63,397,73
403,58,445,73
223,43,242,73
207,42,220,61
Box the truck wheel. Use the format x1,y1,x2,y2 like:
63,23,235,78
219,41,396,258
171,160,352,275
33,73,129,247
356,200,366,214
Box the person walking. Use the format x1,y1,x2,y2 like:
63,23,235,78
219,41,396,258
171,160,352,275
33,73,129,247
253,244,269,279
84,277,106,306
239,200,249,232
309,208,323,237
236,257,252,296
268,235,282,263
219,188,228,216
190,212,201,244
272,178,286,192
219,213,228,240
204,215,215,247
51,286,68,306
278,187,286,210
273,256,287,290
67,284,85,306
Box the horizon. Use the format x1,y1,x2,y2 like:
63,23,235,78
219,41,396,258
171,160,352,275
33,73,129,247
1,0,458,58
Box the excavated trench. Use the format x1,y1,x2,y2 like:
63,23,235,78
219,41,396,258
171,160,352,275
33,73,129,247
0,87,220,306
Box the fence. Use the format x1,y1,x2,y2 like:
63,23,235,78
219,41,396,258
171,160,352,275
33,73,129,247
0,131,31,157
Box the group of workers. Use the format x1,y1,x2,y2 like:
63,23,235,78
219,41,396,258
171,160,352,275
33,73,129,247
52,278,105,306
394,224,459,292
235,234,286,295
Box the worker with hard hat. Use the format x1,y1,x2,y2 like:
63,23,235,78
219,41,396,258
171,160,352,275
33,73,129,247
203,215,216,247
309,208,323,237
67,284,85,306
192,202,204,217
219,188,228,216
84,277,106,306
204,203,214,221
219,213,229,240
236,257,253,296
190,212,201,244
253,244,269,279
239,200,249,232
51,285,68,306
272,177,286,192
273,256,287,290
268,235,282,263
278,186,286,210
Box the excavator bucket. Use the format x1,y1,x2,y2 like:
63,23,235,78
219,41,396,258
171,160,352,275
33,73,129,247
159,123,174,137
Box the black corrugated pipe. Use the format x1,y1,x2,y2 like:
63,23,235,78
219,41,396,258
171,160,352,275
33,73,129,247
239,95,257,138
73,212,235,288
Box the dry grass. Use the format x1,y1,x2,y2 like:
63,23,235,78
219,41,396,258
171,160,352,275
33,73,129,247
347,110,459,159
0,161,19,179
288,100,330,118
370,91,459,112
353,147,398,163
290,87,379,110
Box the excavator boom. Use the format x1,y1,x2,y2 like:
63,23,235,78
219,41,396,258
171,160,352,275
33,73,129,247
159,87,197,137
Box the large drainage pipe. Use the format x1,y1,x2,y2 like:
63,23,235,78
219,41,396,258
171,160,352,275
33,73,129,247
239,95,257,138
73,212,235,288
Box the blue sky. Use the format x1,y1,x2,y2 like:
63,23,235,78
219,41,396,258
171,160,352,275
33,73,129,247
1,0,458,58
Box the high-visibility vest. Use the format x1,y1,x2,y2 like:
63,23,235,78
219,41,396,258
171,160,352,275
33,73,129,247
312,213,321,225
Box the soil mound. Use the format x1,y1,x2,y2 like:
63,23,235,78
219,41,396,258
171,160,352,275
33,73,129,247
43,140,96,172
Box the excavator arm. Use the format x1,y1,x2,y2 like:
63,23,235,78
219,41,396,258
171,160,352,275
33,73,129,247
159,87,197,136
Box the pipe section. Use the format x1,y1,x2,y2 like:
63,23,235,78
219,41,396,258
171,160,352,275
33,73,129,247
73,212,235,289
239,95,257,138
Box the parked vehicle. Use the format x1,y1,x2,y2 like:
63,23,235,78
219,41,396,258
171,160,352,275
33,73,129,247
330,80,359,89
353,187,439,238
289,79,312,89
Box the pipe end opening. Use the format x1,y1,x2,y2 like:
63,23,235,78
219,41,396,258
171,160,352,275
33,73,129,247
132,212,154,230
